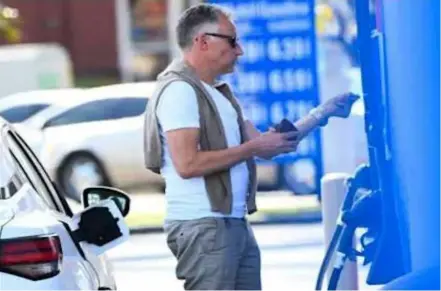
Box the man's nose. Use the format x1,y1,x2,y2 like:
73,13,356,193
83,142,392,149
235,43,244,56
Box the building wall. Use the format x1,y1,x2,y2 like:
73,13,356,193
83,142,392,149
1,0,118,76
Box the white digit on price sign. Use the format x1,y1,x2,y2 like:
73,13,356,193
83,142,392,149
269,69,314,93
268,70,284,93
267,37,313,61
270,101,284,124
246,102,268,125
295,69,313,91
283,69,296,92
284,37,312,60
267,38,283,61
242,40,265,63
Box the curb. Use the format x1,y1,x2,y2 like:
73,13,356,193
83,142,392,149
129,211,322,235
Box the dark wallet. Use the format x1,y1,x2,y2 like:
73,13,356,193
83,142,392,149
274,118,298,141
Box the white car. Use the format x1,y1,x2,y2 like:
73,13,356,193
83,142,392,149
0,117,131,290
0,89,84,155
0,88,83,124
21,82,163,201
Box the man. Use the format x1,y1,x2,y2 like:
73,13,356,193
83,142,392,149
144,4,358,290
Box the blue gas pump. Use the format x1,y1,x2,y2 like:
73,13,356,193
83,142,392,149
351,0,410,285
316,0,441,289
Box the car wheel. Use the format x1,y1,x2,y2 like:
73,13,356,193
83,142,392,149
58,153,110,202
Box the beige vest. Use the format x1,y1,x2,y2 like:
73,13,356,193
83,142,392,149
143,58,257,215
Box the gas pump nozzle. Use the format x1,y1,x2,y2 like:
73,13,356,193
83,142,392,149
315,163,374,290
327,166,382,290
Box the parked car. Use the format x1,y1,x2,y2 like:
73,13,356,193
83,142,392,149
0,88,86,168
0,88,83,124
0,116,131,290
19,82,163,201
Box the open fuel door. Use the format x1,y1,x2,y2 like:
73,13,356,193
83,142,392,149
71,189,130,255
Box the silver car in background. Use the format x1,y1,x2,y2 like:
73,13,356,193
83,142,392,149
21,82,163,201
0,89,83,124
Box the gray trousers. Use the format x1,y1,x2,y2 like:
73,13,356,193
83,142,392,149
164,217,261,290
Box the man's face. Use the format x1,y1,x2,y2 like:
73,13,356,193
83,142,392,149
197,15,243,75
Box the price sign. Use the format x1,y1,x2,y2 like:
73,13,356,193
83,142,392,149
209,0,323,193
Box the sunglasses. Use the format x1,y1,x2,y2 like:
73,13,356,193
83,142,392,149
204,33,238,48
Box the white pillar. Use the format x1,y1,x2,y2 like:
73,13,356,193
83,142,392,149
321,173,359,290
189,0,204,6
114,0,134,82
167,0,185,60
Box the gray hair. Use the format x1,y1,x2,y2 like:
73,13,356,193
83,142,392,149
176,4,231,50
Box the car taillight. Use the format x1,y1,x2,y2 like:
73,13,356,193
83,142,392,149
0,235,63,280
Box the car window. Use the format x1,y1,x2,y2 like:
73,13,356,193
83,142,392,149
112,98,148,119
0,170,26,200
4,131,68,214
0,104,50,123
44,99,121,127
12,131,74,216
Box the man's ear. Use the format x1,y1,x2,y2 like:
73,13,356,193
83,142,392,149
195,34,209,51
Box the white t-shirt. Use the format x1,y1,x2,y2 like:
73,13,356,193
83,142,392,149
156,81,249,220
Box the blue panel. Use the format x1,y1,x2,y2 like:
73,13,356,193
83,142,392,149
381,0,440,273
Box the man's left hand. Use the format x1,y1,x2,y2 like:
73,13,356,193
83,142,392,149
323,92,360,119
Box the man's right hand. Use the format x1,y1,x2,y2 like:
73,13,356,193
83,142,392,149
247,130,300,159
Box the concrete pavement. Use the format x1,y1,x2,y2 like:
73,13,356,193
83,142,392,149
107,223,378,290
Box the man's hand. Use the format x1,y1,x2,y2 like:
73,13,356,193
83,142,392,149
244,120,299,160
322,92,360,119
247,130,300,159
